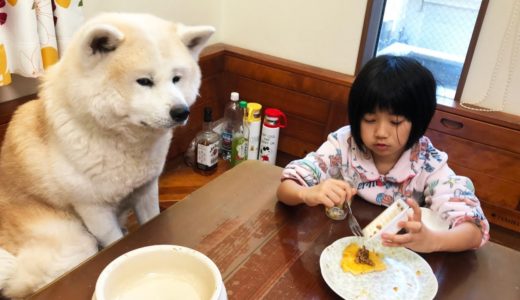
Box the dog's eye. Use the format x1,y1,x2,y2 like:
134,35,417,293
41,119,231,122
136,78,154,87
172,76,182,84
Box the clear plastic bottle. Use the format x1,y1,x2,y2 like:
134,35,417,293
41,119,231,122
194,107,220,175
231,101,248,166
220,92,240,160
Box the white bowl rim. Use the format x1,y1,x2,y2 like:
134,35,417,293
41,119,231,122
94,244,222,300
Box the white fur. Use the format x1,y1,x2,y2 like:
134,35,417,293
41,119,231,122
1,219,98,299
0,13,214,298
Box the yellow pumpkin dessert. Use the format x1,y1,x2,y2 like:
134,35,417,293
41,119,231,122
340,243,386,275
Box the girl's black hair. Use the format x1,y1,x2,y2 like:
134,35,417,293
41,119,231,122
348,55,437,150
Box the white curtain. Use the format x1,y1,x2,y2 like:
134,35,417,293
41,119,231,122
0,0,84,86
461,0,520,112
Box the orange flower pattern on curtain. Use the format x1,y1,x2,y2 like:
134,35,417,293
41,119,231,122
0,0,84,86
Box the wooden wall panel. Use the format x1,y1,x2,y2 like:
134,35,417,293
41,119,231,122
224,55,351,102
481,202,520,233
426,128,520,232
450,162,519,209
325,100,350,139
2,43,520,235
426,130,520,182
0,97,33,124
228,74,331,123
278,135,319,158
198,45,225,79
282,115,324,146
0,123,7,146
0,96,33,146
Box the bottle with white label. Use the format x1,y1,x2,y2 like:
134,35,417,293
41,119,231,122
245,103,262,160
220,92,240,160
194,107,220,175
259,108,287,164
231,101,248,166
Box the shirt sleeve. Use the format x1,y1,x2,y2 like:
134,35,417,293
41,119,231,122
424,163,490,248
281,130,352,187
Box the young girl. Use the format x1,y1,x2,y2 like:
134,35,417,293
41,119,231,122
277,55,489,253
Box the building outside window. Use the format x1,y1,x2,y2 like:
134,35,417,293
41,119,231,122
360,0,488,101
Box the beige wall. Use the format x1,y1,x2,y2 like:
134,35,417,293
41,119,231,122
220,0,366,75
83,0,366,75
2,0,519,117
83,0,222,42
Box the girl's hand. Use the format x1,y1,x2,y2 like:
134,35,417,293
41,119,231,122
300,179,356,208
380,198,440,253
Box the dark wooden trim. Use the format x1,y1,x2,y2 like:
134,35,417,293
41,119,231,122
220,44,354,86
356,0,377,75
436,97,520,131
0,93,36,124
454,0,490,101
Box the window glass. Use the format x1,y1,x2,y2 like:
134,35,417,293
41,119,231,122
369,0,484,100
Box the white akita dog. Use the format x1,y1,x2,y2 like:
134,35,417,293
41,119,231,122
0,13,214,298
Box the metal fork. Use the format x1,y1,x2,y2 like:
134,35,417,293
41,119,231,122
344,200,364,237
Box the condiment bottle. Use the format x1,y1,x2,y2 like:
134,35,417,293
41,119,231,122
220,92,240,160
245,102,262,160
194,107,219,175
231,101,248,166
259,108,287,164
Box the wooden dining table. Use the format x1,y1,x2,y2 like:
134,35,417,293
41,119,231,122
28,160,520,300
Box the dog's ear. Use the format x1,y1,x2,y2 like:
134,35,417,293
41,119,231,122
82,24,125,58
177,24,215,60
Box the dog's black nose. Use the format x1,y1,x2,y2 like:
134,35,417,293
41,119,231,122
170,106,190,122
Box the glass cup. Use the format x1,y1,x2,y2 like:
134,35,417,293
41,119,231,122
325,203,347,220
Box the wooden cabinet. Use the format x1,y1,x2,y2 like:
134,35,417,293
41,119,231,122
1,43,519,234
427,110,520,232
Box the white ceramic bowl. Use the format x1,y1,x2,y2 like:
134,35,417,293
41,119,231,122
93,245,225,300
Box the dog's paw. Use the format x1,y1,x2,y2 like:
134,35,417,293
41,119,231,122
0,248,16,287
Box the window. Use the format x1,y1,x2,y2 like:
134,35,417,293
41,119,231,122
358,0,488,101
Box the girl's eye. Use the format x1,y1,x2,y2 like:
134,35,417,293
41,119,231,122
136,78,154,87
363,118,376,123
172,76,182,84
391,120,404,125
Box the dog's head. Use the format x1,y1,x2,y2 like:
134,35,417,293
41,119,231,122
43,13,214,131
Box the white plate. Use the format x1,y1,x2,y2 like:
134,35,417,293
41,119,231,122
93,281,227,300
320,237,438,300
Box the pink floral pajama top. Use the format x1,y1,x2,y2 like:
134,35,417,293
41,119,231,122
281,126,490,247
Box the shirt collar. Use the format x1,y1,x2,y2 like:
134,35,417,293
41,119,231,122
349,137,419,183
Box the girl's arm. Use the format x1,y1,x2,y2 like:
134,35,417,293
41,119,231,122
277,128,356,208
277,178,356,207
383,154,489,252
381,198,482,252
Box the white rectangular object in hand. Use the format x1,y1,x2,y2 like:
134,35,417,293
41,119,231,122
362,198,410,240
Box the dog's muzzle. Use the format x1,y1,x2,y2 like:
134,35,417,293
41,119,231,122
170,106,190,122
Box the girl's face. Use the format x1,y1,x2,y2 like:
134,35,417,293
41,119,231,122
360,109,412,164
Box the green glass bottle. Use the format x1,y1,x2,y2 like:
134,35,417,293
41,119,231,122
231,101,248,166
